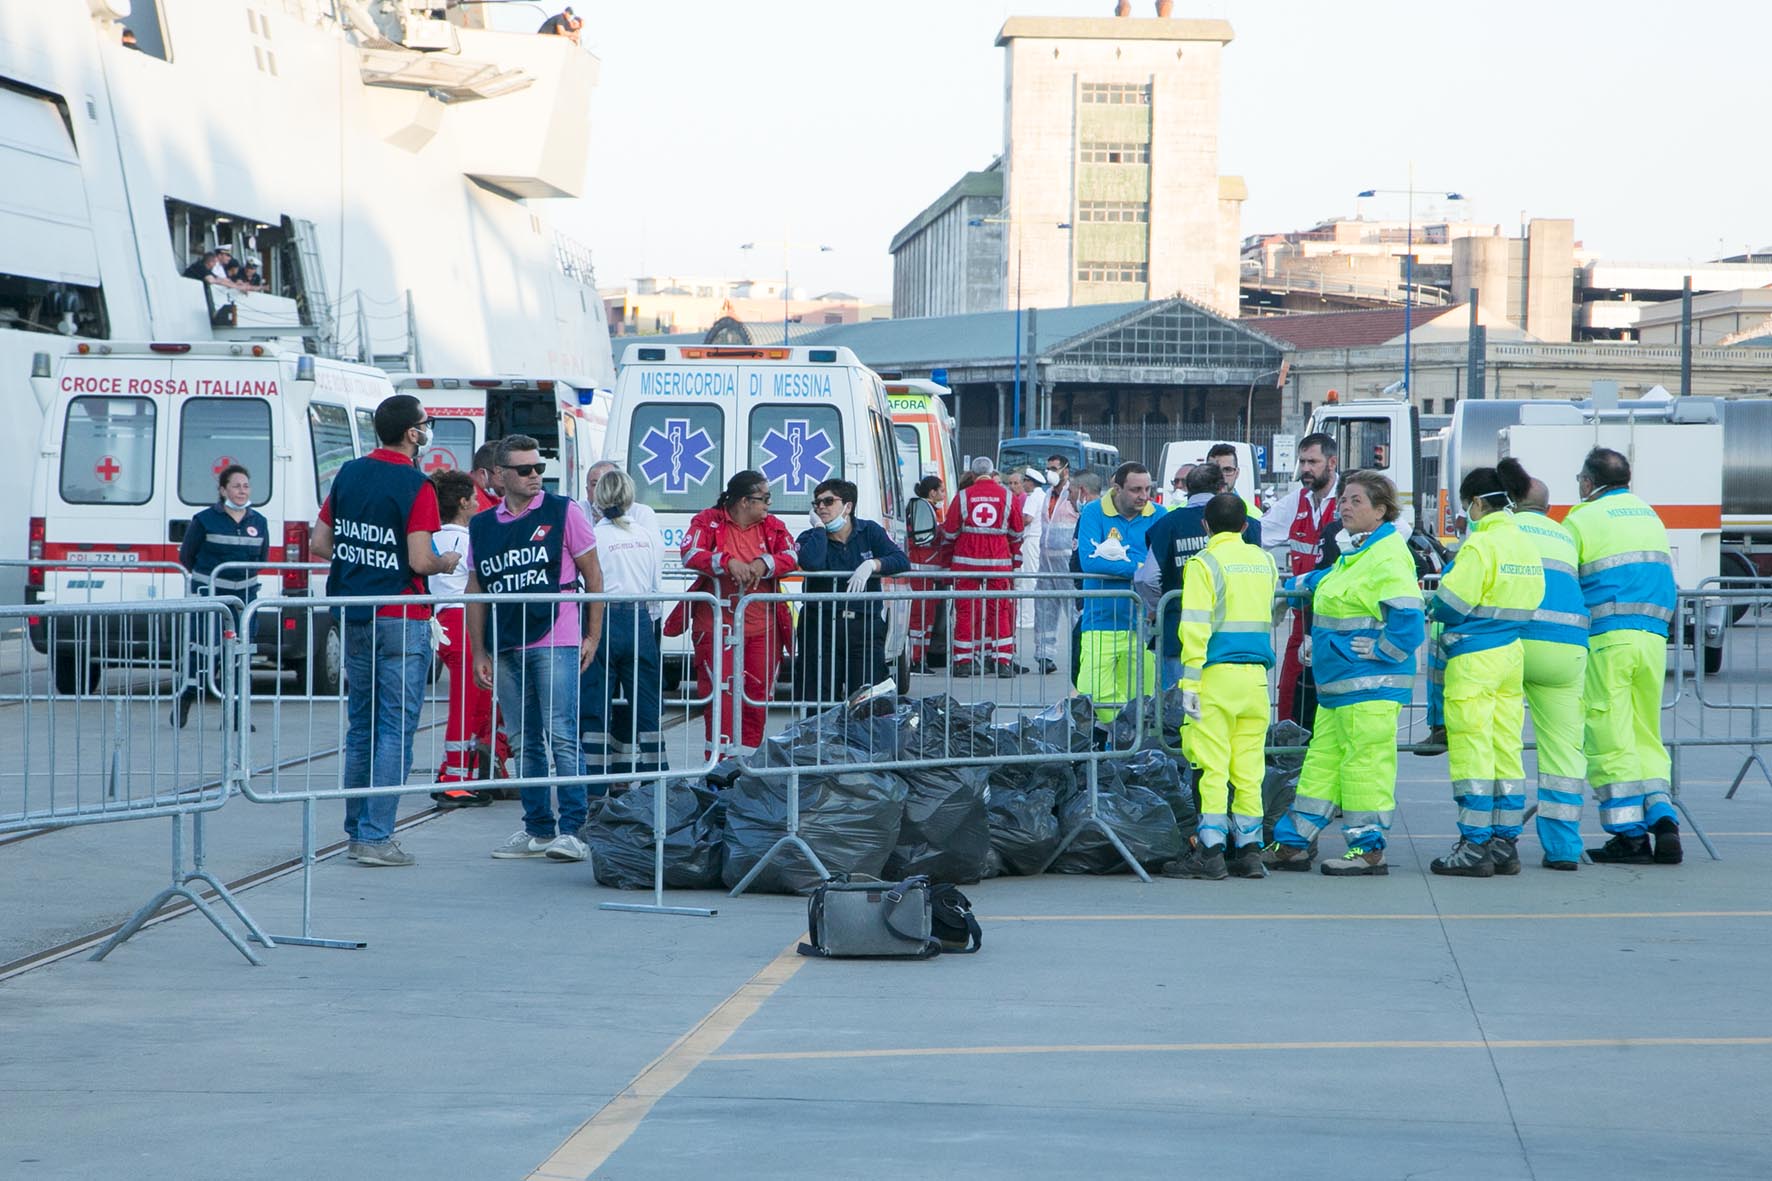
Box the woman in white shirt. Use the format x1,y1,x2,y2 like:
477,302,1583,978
579,469,667,785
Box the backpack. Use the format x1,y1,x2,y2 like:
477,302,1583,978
798,875,981,959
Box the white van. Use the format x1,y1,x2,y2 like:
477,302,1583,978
28,341,396,693
390,374,614,501
606,343,905,673
1157,439,1259,509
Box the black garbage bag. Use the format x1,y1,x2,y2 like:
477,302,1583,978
898,693,996,760
885,761,992,883
1262,720,1311,843
985,785,1061,876
705,758,746,792
1010,697,1098,754
586,779,726,890
1113,747,1196,841
1047,779,1184,874
721,703,908,894
1103,689,1192,752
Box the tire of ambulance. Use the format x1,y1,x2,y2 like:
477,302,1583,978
1704,643,1724,676
894,650,911,697
53,645,99,697
299,614,343,697
1721,550,1756,624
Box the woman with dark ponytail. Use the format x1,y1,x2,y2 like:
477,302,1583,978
677,470,798,756
1424,462,1546,877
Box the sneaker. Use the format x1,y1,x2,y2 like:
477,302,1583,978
544,833,589,862
171,688,197,729
1261,842,1315,872
1412,725,1448,756
491,830,552,859
1037,657,1058,675
1321,847,1388,876
345,840,365,861
1489,837,1522,876
994,660,1018,678
1160,844,1228,880
1651,818,1684,865
1431,838,1495,877
1588,833,1653,864
354,840,415,867
1225,844,1268,879
1541,855,1579,872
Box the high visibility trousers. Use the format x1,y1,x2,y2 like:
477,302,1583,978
1584,629,1673,837
1523,638,1588,862
953,576,1015,664
1079,629,1156,725
1183,662,1270,849
1445,640,1527,843
1032,551,1072,661
436,608,495,784
1425,624,1448,730
1276,699,1399,853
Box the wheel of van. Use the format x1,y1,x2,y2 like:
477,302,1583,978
1721,550,1756,624
53,647,99,696
1704,644,1725,676
302,614,342,697
894,650,911,697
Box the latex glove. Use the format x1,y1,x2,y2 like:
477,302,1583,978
1090,536,1129,564
428,615,445,653
1350,636,1378,660
1300,635,1314,667
1180,688,1202,720
846,559,880,594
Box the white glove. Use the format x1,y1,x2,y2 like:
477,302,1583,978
428,615,446,653
1300,635,1314,667
846,560,880,594
1091,536,1129,564
1350,636,1377,660
1180,688,1201,720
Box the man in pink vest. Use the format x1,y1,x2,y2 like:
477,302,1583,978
1262,432,1339,723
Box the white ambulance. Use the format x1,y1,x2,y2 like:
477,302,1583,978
606,343,907,677
390,374,613,500
28,341,396,693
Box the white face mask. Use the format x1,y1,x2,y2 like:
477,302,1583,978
414,426,432,449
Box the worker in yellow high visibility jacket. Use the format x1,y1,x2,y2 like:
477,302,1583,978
1427,464,1544,878
1162,493,1278,881
1565,446,1681,866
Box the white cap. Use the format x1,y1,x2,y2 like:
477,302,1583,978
1022,466,1046,486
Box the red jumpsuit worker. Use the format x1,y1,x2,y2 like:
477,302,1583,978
676,470,799,755
1262,434,1339,723
941,458,1024,675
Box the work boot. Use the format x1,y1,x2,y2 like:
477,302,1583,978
1160,844,1228,881
171,688,198,729
995,660,1018,678
1037,657,1058,675
1588,833,1654,864
924,653,947,671
1489,837,1522,876
1412,725,1448,756
1651,818,1684,865
1224,844,1268,879
951,661,976,679
1260,842,1314,872
1431,838,1495,877
1541,855,1579,872
1321,847,1388,876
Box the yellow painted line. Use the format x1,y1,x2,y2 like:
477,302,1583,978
709,1036,1772,1065
987,911,1772,923
526,939,807,1181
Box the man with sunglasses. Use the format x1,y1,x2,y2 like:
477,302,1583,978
312,394,461,867
466,435,605,863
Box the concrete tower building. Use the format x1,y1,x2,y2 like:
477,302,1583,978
891,7,1244,317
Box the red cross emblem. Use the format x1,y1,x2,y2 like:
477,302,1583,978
95,455,121,482
212,455,235,475
423,450,456,473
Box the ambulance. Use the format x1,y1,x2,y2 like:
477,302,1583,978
28,341,396,694
390,374,613,501
884,378,956,509
606,343,907,680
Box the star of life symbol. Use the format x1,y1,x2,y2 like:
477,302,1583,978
757,419,833,495
637,417,715,494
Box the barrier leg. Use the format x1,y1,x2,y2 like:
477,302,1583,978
601,772,717,918
265,798,368,950
1037,759,1153,882
1724,753,1772,800
1669,752,1722,862
186,810,276,949
91,814,264,966
728,768,830,898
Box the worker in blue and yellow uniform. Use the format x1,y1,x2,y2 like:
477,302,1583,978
1512,466,1591,870
172,462,269,728
1162,493,1278,881
1076,461,1165,724
1566,446,1682,865
1267,471,1424,876
1426,465,1544,877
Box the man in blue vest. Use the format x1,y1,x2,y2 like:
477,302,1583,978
468,434,605,863
313,394,460,867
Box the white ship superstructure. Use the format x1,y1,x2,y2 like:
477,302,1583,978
0,0,614,593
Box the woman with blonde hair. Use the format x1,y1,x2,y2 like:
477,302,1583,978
580,467,667,783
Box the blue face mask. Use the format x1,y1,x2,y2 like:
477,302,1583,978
824,512,849,533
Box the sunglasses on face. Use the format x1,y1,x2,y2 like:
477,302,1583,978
813,495,845,508
502,462,546,477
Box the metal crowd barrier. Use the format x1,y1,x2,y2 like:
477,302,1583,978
1678,581,1772,808
0,598,271,964
728,583,1152,894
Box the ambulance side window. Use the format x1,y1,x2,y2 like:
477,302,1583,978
427,419,475,476
179,399,272,506
60,396,156,506
749,403,842,517
309,402,355,502
869,409,899,520
354,408,377,455
628,402,725,515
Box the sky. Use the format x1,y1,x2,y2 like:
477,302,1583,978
492,0,1767,304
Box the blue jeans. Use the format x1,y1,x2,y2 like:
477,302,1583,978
497,644,586,839
581,604,664,778
342,617,431,845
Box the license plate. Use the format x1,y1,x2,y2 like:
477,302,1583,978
65,551,139,565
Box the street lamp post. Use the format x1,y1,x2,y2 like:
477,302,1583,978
739,240,834,344
967,215,1072,437
1356,173,1466,396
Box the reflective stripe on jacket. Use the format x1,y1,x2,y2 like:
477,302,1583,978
1293,521,1424,707
1179,532,1277,680
1429,511,1544,658
1564,489,1677,638
1515,511,1589,647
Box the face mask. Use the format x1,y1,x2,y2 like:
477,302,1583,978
824,512,849,533
414,426,432,449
